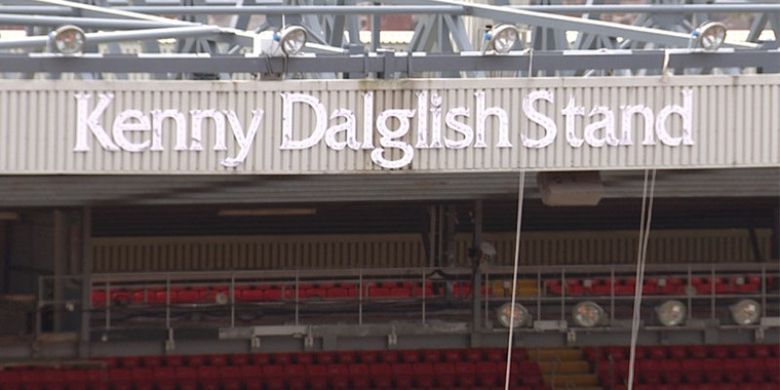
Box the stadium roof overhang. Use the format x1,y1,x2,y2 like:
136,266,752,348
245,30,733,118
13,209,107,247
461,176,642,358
0,169,777,207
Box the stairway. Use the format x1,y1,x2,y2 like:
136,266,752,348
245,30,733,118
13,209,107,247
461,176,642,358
529,347,603,390
490,279,538,298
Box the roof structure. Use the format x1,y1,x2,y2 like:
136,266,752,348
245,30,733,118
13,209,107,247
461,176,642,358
0,0,777,79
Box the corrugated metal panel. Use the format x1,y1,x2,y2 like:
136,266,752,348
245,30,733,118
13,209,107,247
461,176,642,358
0,75,778,174
91,229,771,272
455,229,773,266
91,234,427,272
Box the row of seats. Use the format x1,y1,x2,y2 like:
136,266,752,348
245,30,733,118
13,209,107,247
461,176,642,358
0,362,544,390
91,281,437,307
0,348,546,390
596,358,780,385
93,348,531,369
584,345,780,387
615,385,780,390
584,344,780,361
546,275,763,296
91,273,770,307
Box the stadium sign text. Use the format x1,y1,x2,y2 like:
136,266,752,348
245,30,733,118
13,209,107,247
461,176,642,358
73,89,694,169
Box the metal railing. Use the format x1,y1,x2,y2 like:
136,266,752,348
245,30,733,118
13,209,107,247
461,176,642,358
35,261,780,340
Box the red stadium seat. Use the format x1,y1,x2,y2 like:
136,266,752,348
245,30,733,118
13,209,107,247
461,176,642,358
108,368,133,390
295,352,314,365
173,367,198,390
152,367,176,390
284,364,306,390
91,290,107,307
443,349,462,363
682,359,705,384
262,365,285,390
219,366,242,390
455,362,477,387
392,363,414,388
464,349,482,363
744,358,767,383
413,362,437,388
660,359,682,384
335,351,355,364
401,350,420,363
637,360,661,384
433,363,456,387
703,358,726,383
358,350,379,364
197,366,220,390
305,364,328,390
423,350,442,363
238,287,264,302
63,370,89,390
314,351,334,364
723,359,745,383
349,364,370,388
369,363,393,388
669,345,687,359
476,361,500,386
689,345,709,359
240,366,262,390
250,353,271,365
326,364,350,389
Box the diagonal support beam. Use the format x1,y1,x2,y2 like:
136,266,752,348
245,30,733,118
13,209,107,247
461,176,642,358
386,0,758,49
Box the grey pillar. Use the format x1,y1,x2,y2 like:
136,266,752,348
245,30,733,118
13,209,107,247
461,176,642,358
772,206,779,260
79,207,92,356
52,210,66,333
472,200,483,331
444,206,457,267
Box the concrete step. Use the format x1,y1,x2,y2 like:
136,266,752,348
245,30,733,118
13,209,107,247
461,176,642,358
529,348,583,362
538,360,591,374
544,373,600,387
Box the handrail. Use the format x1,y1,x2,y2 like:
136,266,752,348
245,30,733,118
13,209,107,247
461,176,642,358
57,260,780,284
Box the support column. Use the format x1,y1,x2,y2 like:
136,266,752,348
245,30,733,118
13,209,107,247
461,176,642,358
772,206,779,260
79,207,92,356
472,200,483,332
444,205,457,267
52,210,66,333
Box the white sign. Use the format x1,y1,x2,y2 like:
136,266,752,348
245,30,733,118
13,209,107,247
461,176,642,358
73,89,694,169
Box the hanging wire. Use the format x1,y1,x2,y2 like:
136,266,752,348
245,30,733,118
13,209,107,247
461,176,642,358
627,169,657,390
504,170,527,390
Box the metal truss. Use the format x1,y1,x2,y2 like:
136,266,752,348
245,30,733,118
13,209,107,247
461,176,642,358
0,0,778,80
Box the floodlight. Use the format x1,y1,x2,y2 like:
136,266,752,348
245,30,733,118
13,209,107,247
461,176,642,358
50,25,85,55
730,299,761,325
274,25,308,56
572,301,605,328
655,300,686,327
214,291,229,305
480,241,497,258
692,22,727,51
483,25,519,55
497,302,531,328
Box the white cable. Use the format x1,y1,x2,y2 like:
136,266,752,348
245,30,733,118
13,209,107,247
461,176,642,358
627,169,656,390
504,170,527,390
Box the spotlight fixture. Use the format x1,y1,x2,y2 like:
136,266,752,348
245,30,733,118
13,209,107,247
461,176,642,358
572,301,606,328
50,25,85,55
497,302,531,328
655,300,686,327
692,22,727,51
274,25,308,56
730,299,761,325
482,24,520,55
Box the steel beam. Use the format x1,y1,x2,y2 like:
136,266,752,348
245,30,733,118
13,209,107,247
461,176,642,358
113,5,464,15
387,0,759,49
0,14,183,29
0,26,224,50
0,49,776,74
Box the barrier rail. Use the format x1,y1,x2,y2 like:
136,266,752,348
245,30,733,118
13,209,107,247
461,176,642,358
35,262,780,341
